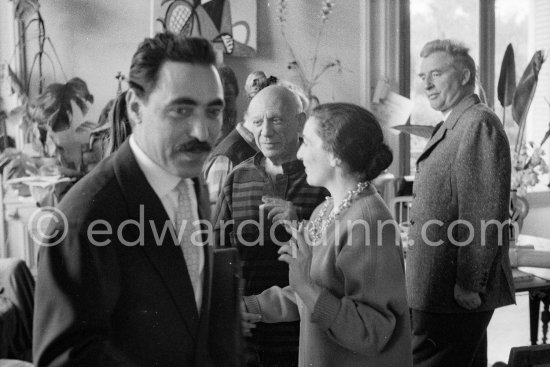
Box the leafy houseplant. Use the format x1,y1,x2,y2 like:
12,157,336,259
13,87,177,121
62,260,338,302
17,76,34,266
0,0,95,206
497,45,549,197
26,77,94,163
2,0,94,184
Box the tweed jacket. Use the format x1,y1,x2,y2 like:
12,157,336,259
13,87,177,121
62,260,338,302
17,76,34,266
406,94,515,313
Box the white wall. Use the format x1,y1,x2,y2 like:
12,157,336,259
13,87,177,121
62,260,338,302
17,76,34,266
26,0,152,122
26,1,362,124
0,0,14,70
522,189,550,239
224,1,362,118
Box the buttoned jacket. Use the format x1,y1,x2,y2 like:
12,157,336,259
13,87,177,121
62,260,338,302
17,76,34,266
406,94,515,313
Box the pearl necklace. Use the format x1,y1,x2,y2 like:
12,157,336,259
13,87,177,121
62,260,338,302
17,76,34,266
307,181,370,245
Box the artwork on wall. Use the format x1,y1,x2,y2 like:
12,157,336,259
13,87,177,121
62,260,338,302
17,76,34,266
156,0,257,57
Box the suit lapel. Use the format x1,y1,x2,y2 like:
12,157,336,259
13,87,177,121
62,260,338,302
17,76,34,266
113,141,200,340
192,177,214,317
416,121,448,163
192,177,214,366
416,94,480,164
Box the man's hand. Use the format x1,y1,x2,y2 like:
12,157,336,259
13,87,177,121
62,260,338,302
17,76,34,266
240,300,262,337
260,196,299,225
454,283,481,310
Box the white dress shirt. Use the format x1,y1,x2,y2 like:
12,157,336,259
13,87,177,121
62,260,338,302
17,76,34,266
442,110,451,122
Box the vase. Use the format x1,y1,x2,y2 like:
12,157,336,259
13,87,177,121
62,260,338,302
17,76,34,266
509,190,530,248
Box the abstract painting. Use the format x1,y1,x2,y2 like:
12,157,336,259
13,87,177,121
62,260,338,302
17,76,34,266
156,0,257,56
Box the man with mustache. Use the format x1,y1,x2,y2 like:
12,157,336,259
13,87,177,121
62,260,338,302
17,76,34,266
213,85,327,367
34,34,239,366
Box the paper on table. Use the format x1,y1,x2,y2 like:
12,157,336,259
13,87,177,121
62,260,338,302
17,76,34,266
512,268,534,282
6,175,73,188
371,79,413,133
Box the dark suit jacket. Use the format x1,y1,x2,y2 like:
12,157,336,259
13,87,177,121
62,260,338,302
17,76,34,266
406,94,515,313
33,141,240,366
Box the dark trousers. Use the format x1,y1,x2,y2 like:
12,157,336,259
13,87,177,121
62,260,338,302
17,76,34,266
411,309,494,367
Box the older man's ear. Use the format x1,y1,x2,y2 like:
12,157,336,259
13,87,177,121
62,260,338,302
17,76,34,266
460,68,471,87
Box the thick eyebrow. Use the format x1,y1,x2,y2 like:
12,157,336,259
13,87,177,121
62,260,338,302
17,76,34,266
167,97,225,108
207,98,225,108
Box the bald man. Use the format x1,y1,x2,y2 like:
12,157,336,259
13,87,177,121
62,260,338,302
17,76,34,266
213,86,327,367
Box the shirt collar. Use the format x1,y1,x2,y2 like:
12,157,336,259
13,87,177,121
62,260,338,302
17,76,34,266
442,110,452,122
129,135,181,198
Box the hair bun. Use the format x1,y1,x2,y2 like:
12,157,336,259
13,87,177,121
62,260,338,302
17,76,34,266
364,143,393,180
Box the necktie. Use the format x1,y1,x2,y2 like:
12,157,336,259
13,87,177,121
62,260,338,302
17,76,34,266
174,179,201,309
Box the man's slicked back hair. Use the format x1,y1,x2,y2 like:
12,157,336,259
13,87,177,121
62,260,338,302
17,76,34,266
128,33,217,100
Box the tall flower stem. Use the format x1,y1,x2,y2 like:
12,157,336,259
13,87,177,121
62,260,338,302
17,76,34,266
309,26,325,91
276,0,339,99
281,29,309,92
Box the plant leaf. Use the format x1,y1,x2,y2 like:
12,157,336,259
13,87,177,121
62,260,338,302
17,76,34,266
75,121,97,135
540,129,550,147
29,78,94,132
512,50,545,125
7,65,27,96
513,50,546,153
497,44,516,107
540,101,550,146
8,105,26,119
0,149,21,173
3,153,39,180
393,125,435,139
12,0,40,20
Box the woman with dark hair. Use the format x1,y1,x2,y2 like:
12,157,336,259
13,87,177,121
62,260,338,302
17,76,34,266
245,103,412,366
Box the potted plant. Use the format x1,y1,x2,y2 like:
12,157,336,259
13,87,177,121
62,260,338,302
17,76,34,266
1,0,95,203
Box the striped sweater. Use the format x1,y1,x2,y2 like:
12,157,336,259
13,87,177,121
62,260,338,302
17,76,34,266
213,153,327,367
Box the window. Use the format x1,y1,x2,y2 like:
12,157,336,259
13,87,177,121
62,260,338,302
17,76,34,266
494,0,529,149
409,0,479,172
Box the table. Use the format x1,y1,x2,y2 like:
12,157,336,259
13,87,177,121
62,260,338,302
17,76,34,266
515,274,550,345
515,235,550,346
